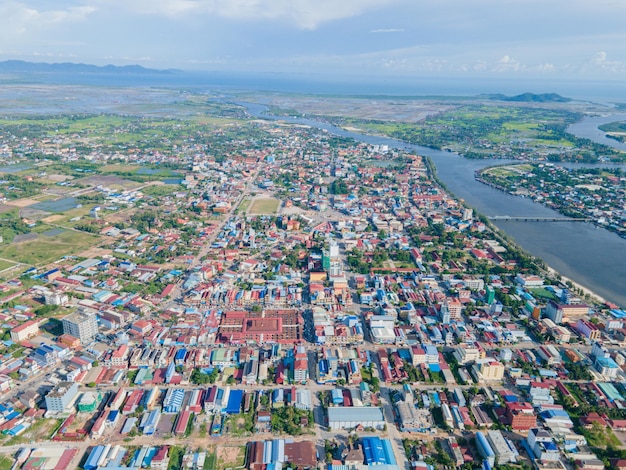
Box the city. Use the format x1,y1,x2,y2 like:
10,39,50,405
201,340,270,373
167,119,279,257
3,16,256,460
0,97,624,470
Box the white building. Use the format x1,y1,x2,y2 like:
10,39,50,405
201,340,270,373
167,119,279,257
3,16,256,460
327,406,385,430
45,381,79,412
487,430,517,464
62,310,98,344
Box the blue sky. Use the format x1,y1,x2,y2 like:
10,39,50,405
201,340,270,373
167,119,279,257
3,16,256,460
1,0,626,80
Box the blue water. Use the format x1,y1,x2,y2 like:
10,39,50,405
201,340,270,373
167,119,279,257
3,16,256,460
30,197,78,213
5,70,626,103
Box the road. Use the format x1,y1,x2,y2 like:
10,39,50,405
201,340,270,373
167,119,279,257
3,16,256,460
162,167,261,310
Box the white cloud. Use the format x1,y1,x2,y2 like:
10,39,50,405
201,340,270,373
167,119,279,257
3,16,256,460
0,2,95,37
106,0,401,29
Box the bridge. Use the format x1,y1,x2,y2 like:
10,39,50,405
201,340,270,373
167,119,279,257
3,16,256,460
489,215,593,222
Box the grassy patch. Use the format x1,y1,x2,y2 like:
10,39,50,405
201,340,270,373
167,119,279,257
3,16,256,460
0,455,12,470
167,446,186,470
235,197,252,215
529,287,558,301
0,260,14,271
215,446,246,470
203,451,217,470
0,230,99,265
141,183,184,198
581,422,621,448
249,198,279,215
224,412,254,437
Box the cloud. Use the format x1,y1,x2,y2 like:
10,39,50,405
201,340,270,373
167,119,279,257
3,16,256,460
0,2,95,37
107,0,401,30
370,28,404,33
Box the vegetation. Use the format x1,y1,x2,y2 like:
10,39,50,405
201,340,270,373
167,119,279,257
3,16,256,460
333,104,623,162
167,446,186,470
565,362,593,381
248,198,279,215
190,368,219,385
270,406,313,435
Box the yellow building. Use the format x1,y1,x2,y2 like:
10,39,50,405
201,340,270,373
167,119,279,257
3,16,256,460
478,360,505,382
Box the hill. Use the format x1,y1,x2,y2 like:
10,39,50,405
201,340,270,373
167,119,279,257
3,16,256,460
480,92,572,103
0,60,178,75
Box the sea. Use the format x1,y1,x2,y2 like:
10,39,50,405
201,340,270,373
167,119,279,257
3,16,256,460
4,69,626,104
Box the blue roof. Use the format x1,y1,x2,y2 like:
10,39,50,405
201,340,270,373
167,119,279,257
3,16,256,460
596,356,619,369
544,442,558,451
476,432,494,458
226,390,243,414
362,437,395,465
610,309,626,319
428,364,441,373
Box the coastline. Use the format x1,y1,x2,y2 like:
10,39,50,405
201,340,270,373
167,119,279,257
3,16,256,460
544,266,607,306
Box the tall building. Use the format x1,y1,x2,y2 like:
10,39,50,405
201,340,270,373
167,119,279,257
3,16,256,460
476,360,505,382
62,310,98,344
45,381,79,412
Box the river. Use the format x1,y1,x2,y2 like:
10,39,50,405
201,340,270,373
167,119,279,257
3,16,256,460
567,113,626,152
240,102,626,307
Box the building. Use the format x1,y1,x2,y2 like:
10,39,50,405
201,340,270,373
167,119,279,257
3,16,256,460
505,402,537,431
487,430,517,464
294,345,309,383
396,400,433,432
327,406,385,430
529,382,554,406
576,319,601,340
247,439,317,470
476,360,505,382
527,428,560,461
10,320,40,343
454,345,482,365
546,301,590,324
78,391,102,412
361,437,397,466
217,309,303,344
515,274,544,288
445,437,464,466
594,356,620,379
44,290,69,306
110,345,129,368
62,311,98,344
45,381,79,412
476,431,495,467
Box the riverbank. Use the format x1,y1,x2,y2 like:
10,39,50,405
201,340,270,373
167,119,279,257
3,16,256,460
240,100,626,307
544,266,607,306
475,164,626,239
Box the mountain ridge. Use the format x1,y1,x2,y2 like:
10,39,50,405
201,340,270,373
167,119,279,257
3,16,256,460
0,60,180,75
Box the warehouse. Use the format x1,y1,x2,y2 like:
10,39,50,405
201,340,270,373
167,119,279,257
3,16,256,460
226,390,243,414
362,437,397,466
476,431,495,467
141,409,161,435
487,430,518,464
327,406,385,430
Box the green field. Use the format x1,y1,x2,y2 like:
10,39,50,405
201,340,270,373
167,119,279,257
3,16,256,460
0,260,14,271
0,230,99,265
249,198,279,215
484,164,534,178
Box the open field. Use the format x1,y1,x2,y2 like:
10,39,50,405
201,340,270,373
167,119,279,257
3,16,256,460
248,197,279,215
0,230,99,265
483,164,534,177
5,198,40,208
0,260,14,271
215,445,246,470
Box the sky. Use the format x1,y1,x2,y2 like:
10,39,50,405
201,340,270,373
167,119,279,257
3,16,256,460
2,0,626,81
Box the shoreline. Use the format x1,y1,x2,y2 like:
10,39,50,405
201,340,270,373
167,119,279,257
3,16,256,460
543,266,607,306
